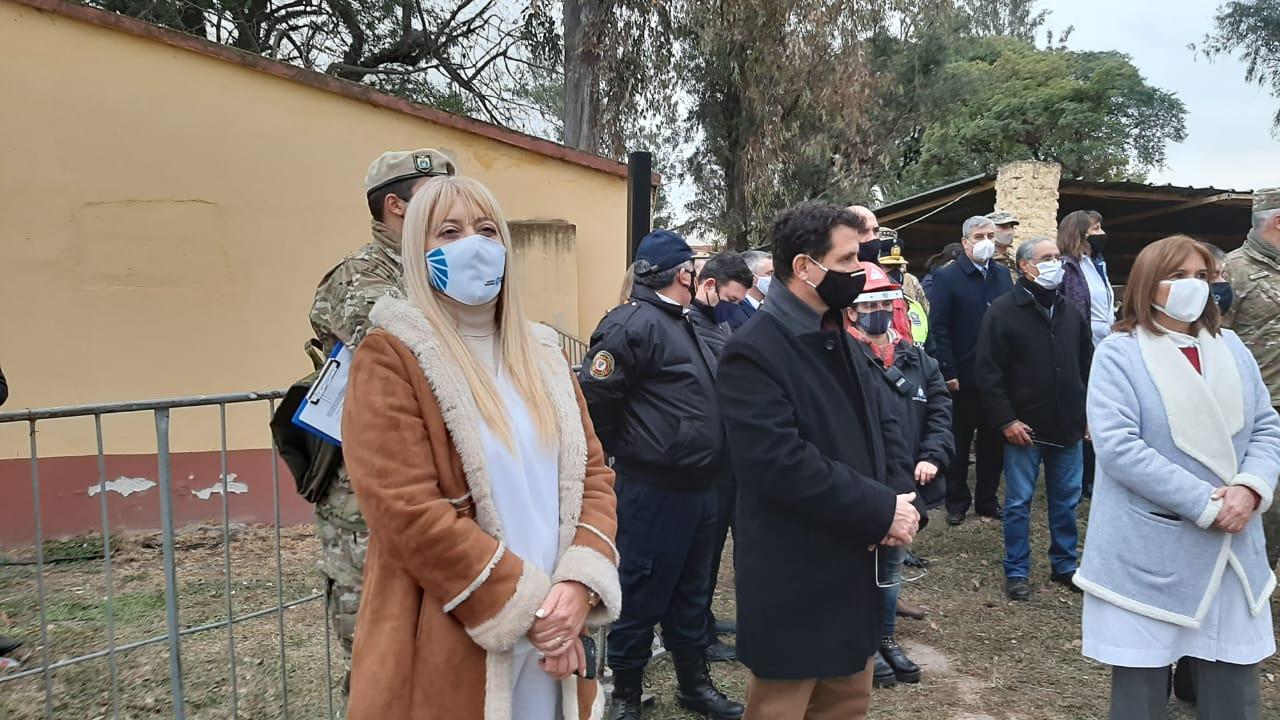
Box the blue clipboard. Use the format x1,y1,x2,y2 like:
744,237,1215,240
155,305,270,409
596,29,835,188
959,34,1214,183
291,342,351,446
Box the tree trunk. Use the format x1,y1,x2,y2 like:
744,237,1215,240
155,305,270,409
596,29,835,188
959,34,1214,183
563,0,602,153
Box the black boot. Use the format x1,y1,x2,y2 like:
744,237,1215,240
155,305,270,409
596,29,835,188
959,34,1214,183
880,637,921,684
610,667,644,720
0,636,22,657
873,653,898,689
673,651,745,720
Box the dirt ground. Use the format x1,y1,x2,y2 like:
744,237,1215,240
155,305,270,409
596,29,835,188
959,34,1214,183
1,496,1278,719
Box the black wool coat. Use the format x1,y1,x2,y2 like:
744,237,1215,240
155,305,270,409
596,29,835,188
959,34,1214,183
975,282,1093,446
717,283,906,680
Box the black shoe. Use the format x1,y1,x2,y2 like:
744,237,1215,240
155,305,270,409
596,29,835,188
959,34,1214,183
903,550,929,568
704,641,737,663
1050,572,1082,593
1005,577,1032,602
873,653,899,689
713,618,737,636
1173,657,1198,703
946,511,965,526
880,637,921,684
0,637,21,657
610,668,644,720
673,651,745,720
977,506,1004,521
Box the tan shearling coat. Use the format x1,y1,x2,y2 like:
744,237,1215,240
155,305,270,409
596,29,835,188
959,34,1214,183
341,297,621,720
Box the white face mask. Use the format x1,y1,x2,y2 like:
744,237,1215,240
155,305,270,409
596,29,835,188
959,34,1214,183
972,239,996,263
1153,278,1210,323
1032,259,1064,289
426,234,506,306
755,275,773,296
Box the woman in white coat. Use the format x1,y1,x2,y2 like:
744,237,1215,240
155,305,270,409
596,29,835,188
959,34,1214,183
1075,234,1280,720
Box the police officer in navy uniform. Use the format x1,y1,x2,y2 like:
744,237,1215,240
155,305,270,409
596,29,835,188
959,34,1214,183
580,230,745,720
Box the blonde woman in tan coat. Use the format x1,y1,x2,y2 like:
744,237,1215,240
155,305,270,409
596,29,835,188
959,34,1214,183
341,176,621,720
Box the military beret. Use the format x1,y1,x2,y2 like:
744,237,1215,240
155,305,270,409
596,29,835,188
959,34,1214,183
1253,188,1280,213
634,230,694,276
365,148,458,195
987,210,1020,226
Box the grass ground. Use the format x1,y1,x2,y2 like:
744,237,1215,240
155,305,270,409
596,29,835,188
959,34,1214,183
1,496,1277,719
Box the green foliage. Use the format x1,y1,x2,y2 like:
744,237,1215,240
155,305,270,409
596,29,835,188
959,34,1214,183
886,38,1187,197
1198,0,1280,130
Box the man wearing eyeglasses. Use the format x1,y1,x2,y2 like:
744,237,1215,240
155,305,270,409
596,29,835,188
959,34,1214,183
975,237,1092,602
926,216,1015,527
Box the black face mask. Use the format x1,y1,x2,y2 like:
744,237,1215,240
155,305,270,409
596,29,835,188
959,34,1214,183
1212,281,1234,314
1087,233,1108,255
887,269,904,285
858,239,883,263
806,256,868,310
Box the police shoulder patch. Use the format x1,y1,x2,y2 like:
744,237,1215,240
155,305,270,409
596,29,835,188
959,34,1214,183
589,351,616,379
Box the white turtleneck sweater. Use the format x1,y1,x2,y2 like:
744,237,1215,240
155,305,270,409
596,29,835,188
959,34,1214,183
443,299,561,716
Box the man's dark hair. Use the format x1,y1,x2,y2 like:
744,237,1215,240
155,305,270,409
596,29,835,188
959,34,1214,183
367,176,421,221
698,252,754,288
769,202,868,283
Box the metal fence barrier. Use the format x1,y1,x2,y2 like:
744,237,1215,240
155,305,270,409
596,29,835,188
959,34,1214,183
0,391,338,720
0,326,589,719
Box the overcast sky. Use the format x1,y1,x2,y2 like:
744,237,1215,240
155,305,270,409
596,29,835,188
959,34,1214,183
1047,0,1277,191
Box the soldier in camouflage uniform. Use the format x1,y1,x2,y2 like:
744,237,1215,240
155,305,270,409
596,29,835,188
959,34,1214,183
1224,187,1280,570
309,148,458,704
988,210,1021,286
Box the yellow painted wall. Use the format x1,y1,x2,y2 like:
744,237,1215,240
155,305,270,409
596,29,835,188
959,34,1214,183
0,0,627,457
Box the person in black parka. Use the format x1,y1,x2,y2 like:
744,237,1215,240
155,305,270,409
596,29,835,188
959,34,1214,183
717,202,921,719
845,261,955,689
580,230,744,720
688,252,756,664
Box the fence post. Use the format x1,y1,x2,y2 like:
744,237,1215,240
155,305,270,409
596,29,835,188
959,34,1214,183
154,408,188,720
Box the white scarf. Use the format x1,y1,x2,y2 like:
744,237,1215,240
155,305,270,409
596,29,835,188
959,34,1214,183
1137,326,1244,482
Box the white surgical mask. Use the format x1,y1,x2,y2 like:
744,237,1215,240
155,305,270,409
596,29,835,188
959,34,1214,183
972,239,996,263
1032,259,1064,289
1153,278,1210,323
755,275,773,296
426,234,506,306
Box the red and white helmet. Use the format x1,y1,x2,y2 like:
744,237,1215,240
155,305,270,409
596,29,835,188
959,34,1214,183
854,261,903,304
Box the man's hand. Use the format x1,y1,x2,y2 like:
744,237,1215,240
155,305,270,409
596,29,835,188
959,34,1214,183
1212,485,1262,534
882,492,920,547
946,379,960,393
539,636,585,680
914,461,939,485
1002,421,1033,447
528,582,590,656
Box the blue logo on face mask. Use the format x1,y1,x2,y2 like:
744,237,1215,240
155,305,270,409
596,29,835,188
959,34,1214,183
427,247,449,290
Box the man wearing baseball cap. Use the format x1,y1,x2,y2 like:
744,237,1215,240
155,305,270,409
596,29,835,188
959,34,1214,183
580,230,744,720
306,147,456,703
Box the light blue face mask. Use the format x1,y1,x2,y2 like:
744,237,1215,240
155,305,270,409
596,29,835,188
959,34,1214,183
426,234,507,306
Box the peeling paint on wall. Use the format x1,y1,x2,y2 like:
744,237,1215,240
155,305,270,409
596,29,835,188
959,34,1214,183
87,476,156,497
191,473,248,500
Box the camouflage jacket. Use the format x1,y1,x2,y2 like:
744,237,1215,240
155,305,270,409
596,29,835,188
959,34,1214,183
900,271,930,315
1224,231,1280,405
310,221,406,354
308,221,405,531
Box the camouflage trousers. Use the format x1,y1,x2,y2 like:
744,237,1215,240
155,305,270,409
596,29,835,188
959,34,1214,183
314,466,368,711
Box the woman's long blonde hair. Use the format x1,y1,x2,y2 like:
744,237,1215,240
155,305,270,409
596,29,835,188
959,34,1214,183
400,176,558,446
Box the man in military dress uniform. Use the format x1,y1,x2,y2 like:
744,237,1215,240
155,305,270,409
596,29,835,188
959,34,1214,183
1224,187,1280,569
308,148,457,702
580,230,744,720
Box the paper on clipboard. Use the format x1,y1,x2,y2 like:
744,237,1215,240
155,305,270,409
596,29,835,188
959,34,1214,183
292,343,352,446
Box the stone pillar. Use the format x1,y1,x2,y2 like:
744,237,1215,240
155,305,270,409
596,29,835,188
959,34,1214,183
994,161,1062,247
